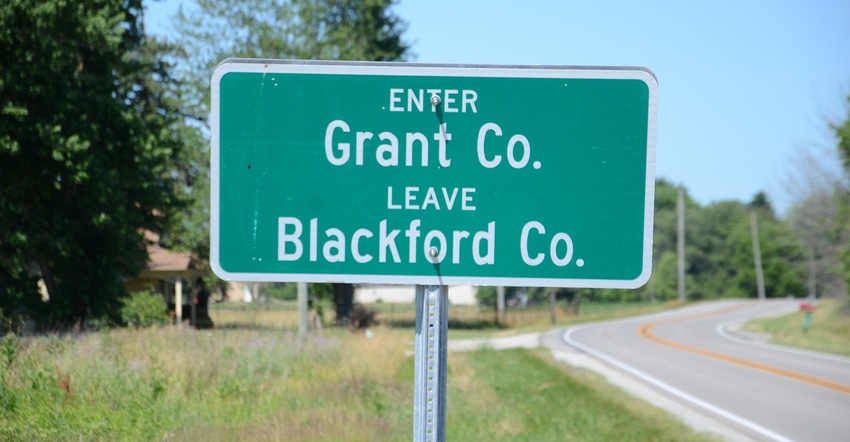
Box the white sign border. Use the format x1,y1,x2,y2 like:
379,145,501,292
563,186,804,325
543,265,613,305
210,59,658,289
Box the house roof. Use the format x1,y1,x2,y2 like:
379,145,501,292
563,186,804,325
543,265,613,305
141,231,203,276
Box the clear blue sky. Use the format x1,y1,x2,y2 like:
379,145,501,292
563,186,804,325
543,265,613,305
144,0,850,214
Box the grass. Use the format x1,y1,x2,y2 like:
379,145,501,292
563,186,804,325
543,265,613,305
744,297,850,357
0,319,717,441
0,327,412,441
445,300,688,340
205,299,688,339
210,307,301,330
446,348,718,441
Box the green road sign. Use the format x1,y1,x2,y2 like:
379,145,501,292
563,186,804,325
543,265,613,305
211,60,657,288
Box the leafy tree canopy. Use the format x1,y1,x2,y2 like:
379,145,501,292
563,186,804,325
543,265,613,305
558,180,806,305
0,0,191,326
168,0,411,322
832,93,850,292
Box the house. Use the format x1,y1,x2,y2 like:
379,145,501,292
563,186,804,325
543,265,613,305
355,285,478,305
124,231,209,326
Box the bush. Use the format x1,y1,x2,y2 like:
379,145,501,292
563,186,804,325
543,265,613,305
476,286,496,308
121,291,168,328
262,282,297,301
349,303,378,331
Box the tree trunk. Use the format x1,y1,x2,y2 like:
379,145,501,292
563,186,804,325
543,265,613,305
36,255,58,303
333,283,354,326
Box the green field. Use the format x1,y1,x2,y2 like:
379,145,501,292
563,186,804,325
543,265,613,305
0,319,717,441
744,298,850,357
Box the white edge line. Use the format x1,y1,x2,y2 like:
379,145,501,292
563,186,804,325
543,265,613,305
716,306,850,364
563,325,795,442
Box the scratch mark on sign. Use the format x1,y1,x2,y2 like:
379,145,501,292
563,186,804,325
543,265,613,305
251,181,260,256
246,65,269,169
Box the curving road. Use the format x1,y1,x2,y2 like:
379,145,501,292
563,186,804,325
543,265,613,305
557,300,850,442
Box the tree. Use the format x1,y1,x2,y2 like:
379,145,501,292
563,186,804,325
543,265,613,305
835,93,850,171
171,0,411,323
173,0,411,121
785,189,848,298
728,195,805,298
781,139,849,298
469,178,809,306
833,93,850,294
573,180,807,303
0,0,190,326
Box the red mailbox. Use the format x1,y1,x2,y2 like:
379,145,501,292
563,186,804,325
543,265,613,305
800,302,816,313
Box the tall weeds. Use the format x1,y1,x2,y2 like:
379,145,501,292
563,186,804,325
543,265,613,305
0,308,724,440
0,327,412,441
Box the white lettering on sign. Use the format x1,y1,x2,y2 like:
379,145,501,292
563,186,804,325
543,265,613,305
352,229,373,263
278,217,304,261
520,221,577,267
281,217,584,269
477,122,542,170
389,88,478,113
387,186,475,211
405,187,419,209
409,89,423,111
389,88,404,112
473,222,495,265
277,217,495,265
434,123,451,166
464,90,478,113
379,220,401,263
324,120,453,168
443,89,457,113
324,120,351,166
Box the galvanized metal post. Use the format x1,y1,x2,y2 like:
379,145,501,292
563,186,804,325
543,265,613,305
413,284,448,442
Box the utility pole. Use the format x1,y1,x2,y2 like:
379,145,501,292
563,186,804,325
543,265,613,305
808,247,817,299
297,282,308,337
548,290,557,325
496,286,505,323
677,186,686,301
750,211,766,300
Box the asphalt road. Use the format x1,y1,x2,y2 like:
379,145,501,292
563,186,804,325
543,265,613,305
559,300,850,442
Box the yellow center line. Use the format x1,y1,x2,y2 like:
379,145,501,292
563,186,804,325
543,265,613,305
637,303,850,396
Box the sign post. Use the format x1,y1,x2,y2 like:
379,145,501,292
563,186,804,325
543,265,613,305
211,59,658,441
413,284,448,442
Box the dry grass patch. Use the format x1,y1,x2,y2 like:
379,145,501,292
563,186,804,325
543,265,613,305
211,308,301,329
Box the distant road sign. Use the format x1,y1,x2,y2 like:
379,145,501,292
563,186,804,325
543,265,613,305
211,59,657,288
